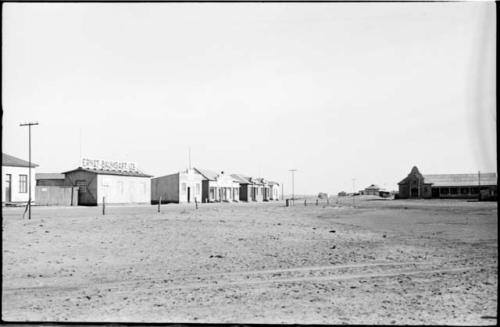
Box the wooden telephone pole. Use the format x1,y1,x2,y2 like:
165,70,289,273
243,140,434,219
20,122,39,220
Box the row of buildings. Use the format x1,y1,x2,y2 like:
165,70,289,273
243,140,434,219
2,153,280,206
2,153,497,206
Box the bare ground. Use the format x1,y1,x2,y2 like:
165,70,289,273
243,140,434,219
2,198,497,324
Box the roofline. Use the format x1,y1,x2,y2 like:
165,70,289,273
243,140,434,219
62,167,153,178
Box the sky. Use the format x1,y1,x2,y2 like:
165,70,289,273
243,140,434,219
2,2,496,195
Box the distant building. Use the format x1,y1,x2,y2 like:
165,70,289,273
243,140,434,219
2,153,38,204
194,168,239,203
62,158,152,205
398,166,497,199
364,184,380,196
268,181,280,201
151,168,202,204
338,191,347,197
231,174,253,202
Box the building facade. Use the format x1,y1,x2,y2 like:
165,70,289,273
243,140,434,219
62,159,152,205
151,168,203,204
195,168,240,203
2,153,37,204
364,184,380,196
268,181,280,200
231,174,253,202
398,166,497,200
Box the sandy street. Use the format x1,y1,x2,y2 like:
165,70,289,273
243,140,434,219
2,198,497,324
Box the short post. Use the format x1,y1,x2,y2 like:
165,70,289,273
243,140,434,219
158,196,161,213
195,197,198,209
286,199,289,207
316,199,318,206
327,198,329,205
304,200,307,206
102,197,105,215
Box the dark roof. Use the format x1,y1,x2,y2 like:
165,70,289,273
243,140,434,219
36,173,65,180
2,153,38,168
423,173,497,187
268,180,280,186
62,167,152,178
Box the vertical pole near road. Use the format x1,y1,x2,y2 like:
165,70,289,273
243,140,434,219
20,122,39,220
352,178,356,208
103,197,106,215
289,169,297,206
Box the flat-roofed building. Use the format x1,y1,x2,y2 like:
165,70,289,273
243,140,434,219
151,168,202,204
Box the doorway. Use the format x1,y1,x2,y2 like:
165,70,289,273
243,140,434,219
187,187,191,203
5,174,12,202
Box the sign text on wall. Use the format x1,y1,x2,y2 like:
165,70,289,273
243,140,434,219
81,158,140,173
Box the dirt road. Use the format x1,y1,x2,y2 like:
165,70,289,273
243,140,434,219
2,199,497,324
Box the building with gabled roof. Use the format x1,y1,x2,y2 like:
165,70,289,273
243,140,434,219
61,160,152,205
398,166,497,199
2,153,38,204
194,168,240,203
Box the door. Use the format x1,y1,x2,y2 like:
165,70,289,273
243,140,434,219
5,174,12,202
187,187,191,203
431,188,439,198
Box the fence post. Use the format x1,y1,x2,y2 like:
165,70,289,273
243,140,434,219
102,197,105,216
195,197,198,209
316,199,318,206
158,196,161,213
304,200,307,206
327,198,329,205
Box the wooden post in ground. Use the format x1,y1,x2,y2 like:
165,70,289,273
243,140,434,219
304,200,307,206
327,198,329,205
158,197,161,213
286,199,289,207
102,197,105,215
195,197,198,209
316,199,318,206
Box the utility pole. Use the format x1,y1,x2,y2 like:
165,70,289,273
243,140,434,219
20,122,39,220
289,169,297,206
281,183,284,201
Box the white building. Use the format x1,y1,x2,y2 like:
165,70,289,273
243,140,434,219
151,168,203,204
2,153,37,204
194,168,240,203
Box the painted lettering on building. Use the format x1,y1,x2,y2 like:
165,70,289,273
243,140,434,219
81,158,140,173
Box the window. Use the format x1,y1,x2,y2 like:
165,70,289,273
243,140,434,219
440,188,449,195
450,188,458,195
182,183,187,194
76,180,88,193
471,187,479,194
19,175,28,193
460,187,469,195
